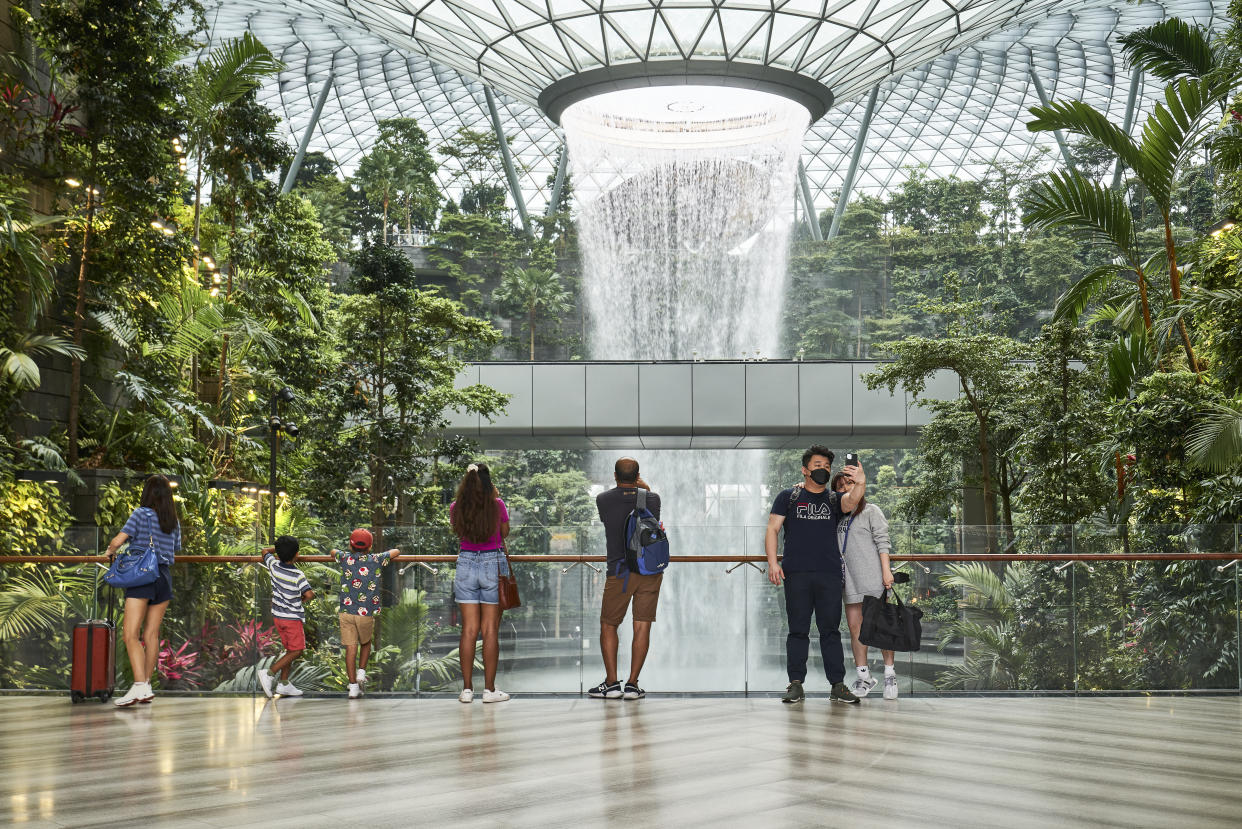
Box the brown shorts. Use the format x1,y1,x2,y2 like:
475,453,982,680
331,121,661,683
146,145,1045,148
339,612,376,647
600,573,663,626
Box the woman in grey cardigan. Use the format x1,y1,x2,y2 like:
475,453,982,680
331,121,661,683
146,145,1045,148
833,473,898,700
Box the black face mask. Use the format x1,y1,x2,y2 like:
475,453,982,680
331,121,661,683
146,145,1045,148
808,468,830,486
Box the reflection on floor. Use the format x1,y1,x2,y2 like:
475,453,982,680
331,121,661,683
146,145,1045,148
2,695,1240,828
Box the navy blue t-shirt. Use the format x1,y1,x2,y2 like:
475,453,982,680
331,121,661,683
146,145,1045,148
770,487,845,573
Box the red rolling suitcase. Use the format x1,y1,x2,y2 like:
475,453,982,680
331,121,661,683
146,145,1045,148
70,618,115,703
71,578,117,703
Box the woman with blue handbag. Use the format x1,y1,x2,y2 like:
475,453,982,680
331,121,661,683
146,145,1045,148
104,475,181,707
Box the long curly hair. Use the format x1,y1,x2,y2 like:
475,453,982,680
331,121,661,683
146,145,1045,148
141,474,180,534
450,463,501,544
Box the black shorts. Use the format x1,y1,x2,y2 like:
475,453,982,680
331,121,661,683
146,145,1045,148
124,564,173,605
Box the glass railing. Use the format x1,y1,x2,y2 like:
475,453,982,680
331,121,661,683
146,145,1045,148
1,524,1239,696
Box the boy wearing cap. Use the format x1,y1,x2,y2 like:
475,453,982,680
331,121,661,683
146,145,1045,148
331,528,400,699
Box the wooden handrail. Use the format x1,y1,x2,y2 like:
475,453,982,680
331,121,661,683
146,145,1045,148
4,553,1240,564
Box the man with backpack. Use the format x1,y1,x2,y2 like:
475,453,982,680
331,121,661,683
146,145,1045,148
765,445,866,705
589,457,665,700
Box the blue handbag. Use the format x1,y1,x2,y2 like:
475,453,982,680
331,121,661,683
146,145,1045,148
104,510,160,588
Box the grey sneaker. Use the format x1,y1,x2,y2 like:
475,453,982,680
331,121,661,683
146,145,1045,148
830,682,861,704
852,673,878,697
781,680,805,704
883,674,898,700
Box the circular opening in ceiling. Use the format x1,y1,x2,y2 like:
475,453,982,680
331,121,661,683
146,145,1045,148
537,61,834,125
561,86,810,150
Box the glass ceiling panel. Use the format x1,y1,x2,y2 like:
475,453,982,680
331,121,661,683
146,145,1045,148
196,0,1226,217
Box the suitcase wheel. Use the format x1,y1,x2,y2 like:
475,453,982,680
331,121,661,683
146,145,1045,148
96,691,112,703
71,691,84,704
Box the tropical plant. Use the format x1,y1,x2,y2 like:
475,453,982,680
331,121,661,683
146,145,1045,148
381,588,471,691
493,266,573,360
1025,18,1240,374
183,32,284,252
354,118,439,243
0,567,94,640
934,562,1025,690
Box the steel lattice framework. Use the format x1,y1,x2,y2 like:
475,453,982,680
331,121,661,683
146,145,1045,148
199,0,1227,213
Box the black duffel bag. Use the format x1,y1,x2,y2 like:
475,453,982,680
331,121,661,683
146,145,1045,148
859,587,924,652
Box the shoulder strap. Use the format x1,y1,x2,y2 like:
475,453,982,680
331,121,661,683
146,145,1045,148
785,486,802,516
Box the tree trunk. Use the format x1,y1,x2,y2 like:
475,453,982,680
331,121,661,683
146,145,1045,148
67,183,95,467
961,381,997,553
529,305,536,360
382,194,389,244
1162,217,1200,376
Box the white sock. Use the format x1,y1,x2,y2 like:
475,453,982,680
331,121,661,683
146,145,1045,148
884,665,896,677
856,665,870,676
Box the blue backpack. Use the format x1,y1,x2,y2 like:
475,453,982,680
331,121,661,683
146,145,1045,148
621,489,669,589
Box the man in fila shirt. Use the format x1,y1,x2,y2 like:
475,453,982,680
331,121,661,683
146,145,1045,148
764,445,866,704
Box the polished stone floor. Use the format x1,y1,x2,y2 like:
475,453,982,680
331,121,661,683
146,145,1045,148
2,694,1241,828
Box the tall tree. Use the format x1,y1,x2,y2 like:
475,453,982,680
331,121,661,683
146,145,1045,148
493,267,573,360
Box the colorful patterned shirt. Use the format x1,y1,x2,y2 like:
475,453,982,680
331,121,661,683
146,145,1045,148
336,550,392,617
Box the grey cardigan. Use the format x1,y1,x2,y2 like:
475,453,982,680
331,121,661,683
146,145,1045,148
836,503,891,604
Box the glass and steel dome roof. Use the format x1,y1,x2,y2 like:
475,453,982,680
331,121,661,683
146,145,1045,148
199,0,1227,211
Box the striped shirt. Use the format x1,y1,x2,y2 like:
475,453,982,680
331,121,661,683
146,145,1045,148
121,507,180,565
263,552,312,621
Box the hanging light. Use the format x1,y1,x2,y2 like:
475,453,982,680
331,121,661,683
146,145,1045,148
151,220,165,231
65,178,81,188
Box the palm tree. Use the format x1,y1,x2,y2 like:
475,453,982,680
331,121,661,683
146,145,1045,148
1024,18,1239,376
0,188,84,391
183,32,283,254
934,562,1026,690
493,267,573,360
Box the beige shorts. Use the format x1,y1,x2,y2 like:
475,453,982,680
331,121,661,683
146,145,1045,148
339,612,375,647
600,573,663,626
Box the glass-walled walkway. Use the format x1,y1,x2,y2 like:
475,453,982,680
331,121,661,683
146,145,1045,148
2,524,1240,697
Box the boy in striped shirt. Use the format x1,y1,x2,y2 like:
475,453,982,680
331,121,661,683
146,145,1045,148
257,535,315,697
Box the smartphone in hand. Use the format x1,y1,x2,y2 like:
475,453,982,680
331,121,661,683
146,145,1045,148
844,452,859,467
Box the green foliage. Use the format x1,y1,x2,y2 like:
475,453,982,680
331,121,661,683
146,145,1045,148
493,267,573,360
0,481,75,556
355,117,440,242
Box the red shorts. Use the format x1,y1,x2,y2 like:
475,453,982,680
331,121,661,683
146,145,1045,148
273,617,306,651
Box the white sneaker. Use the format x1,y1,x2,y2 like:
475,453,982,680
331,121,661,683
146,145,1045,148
852,674,878,697
275,682,303,697
348,683,362,699
114,682,150,708
356,668,367,684
482,688,509,703
458,688,474,703
883,674,899,700
257,668,274,698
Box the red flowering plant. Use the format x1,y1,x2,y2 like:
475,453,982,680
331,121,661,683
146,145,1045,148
222,620,282,669
156,640,202,689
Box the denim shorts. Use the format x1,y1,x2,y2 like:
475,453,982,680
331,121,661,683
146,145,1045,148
124,564,173,605
454,550,508,605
